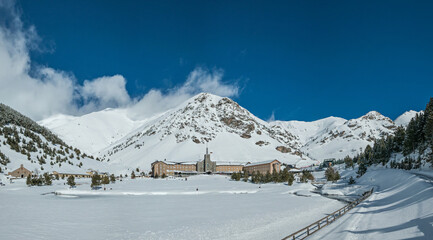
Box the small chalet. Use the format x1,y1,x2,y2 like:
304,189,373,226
8,164,32,178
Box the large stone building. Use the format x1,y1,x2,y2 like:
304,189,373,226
151,148,245,177
151,161,197,177
243,159,281,175
197,148,216,173
8,164,32,178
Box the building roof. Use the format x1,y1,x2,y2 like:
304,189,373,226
152,160,197,166
215,162,246,166
53,172,91,176
244,159,280,167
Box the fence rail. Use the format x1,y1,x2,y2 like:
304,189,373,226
282,188,374,240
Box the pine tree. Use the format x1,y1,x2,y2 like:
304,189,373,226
344,156,354,169
300,170,314,183
91,173,101,188
67,175,75,187
423,97,433,147
403,118,417,155
242,171,249,182
357,163,367,178
110,174,116,183
43,173,52,185
280,168,289,182
102,175,110,185
348,176,356,185
287,172,295,186
26,174,31,186
265,171,272,183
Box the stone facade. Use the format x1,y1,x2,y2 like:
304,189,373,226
243,160,281,175
8,164,32,178
196,148,216,173
215,164,244,173
151,148,244,176
151,161,197,177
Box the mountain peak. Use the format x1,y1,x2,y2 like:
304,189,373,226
394,110,422,127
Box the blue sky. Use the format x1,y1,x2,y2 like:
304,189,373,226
4,0,433,121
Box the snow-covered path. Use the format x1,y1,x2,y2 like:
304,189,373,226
310,169,433,240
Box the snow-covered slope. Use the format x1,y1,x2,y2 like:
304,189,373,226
310,168,433,240
0,103,106,174
300,111,397,160
270,117,347,145
102,93,316,170
39,108,146,155
394,110,422,127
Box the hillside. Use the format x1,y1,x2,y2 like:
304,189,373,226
0,103,106,174
39,109,146,156
299,111,398,160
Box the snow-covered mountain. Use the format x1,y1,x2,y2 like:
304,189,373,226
38,93,420,172
39,109,146,155
0,103,106,174
299,111,397,160
102,93,314,170
394,110,422,127
269,117,347,145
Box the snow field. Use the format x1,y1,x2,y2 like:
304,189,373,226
0,175,344,240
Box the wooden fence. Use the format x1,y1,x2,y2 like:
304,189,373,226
282,188,374,240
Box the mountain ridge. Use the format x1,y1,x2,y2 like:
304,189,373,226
37,93,419,171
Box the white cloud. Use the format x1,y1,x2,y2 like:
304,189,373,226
128,67,239,120
80,75,131,112
267,111,276,122
0,1,132,120
0,1,240,121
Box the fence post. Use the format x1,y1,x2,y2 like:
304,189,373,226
307,227,309,236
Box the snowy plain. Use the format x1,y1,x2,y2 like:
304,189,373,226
0,174,344,240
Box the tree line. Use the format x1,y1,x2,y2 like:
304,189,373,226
342,97,433,177
231,169,315,185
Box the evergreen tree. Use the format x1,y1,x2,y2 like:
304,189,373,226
102,175,110,185
265,171,272,183
280,168,289,182
357,163,367,178
110,174,116,183
403,118,417,155
242,171,249,182
344,156,354,169
91,173,101,188
26,174,31,186
43,173,52,185
287,172,295,186
131,171,136,179
300,170,314,183
348,176,356,185
67,175,75,187
423,97,433,144
325,167,340,182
